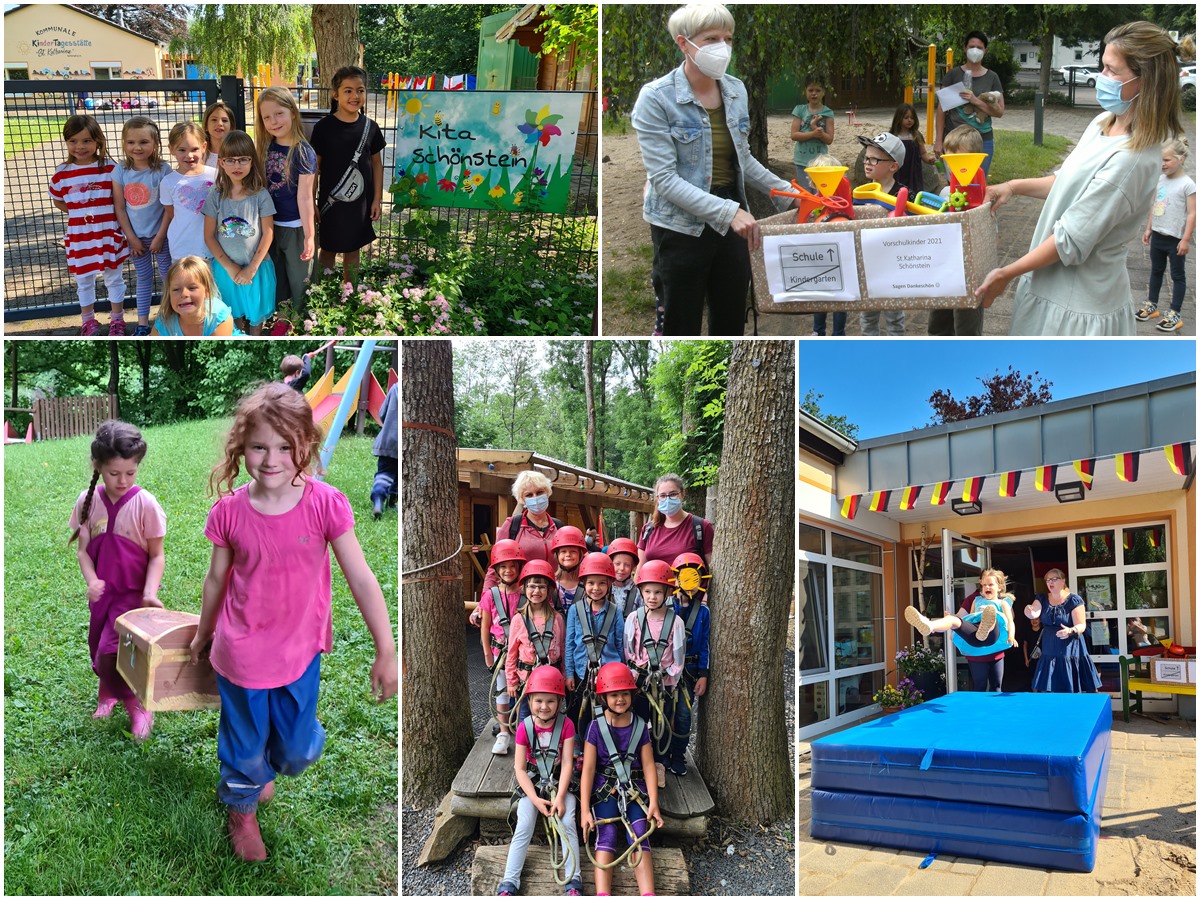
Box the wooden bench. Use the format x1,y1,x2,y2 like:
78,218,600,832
471,844,689,896
27,395,117,441
1119,654,1196,722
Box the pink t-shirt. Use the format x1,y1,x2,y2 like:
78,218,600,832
479,585,521,647
637,513,714,566
514,714,576,754
69,486,167,549
204,477,354,689
505,608,566,689
623,609,686,687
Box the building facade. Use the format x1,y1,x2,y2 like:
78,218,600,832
4,5,165,81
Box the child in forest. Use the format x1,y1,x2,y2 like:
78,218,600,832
506,560,566,724
190,382,397,861
68,420,165,740
669,552,711,777
565,552,624,755
552,526,587,608
482,539,526,755
606,537,641,618
111,116,173,336
48,115,130,336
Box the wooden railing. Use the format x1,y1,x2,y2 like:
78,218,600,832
29,395,117,441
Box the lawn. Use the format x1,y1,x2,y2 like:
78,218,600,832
4,116,64,155
988,128,1071,183
3,418,398,895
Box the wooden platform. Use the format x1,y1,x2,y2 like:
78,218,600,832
471,844,689,896
452,719,714,839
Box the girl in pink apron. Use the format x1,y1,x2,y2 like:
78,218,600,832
69,421,166,740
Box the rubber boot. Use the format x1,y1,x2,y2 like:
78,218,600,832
124,696,154,742
94,681,118,719
228,808,268,861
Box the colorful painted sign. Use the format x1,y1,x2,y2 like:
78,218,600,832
389,91,585,214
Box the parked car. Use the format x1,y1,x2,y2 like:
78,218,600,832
1058,65,1098,86
1182,65,1197,109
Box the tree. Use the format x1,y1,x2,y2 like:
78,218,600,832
312,3,362,93
172,5,314,82
74,4,190,44
698,341,795,824
584,341,597,470
800,388,859,440
651,341,730,489
537,4,599,79
401,341,474,805
360,4,506,77
927,367,1053,425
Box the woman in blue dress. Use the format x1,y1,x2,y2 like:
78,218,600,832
1024,568,1102,692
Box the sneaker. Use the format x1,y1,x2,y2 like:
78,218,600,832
667,756,688,777
373,494,384,520
903,605,933,637
564,879,583,896
492,732,512,755
228,809,268,861
1157,311,1183,333
259,780,275,804
133,324,153,337
81,319,101,337
976,604,998,641
1135,302,1160,321
498,881,518,896
655,762,666,788
108,319,126,337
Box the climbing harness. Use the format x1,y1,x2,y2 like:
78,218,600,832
488,586,519,728
574,599,618,716
635,607,678,754
585,715,658,870
508,712,578,885
511,609,557,720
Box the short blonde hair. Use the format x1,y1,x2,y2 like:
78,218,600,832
944,124,984,154
512,470,553,506
161,257,217,329
1044,568,1067,585
809,153,842,167
667,3,735,41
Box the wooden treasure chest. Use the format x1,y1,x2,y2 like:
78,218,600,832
115,608,221,711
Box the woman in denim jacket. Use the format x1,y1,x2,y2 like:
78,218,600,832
631,3,794,336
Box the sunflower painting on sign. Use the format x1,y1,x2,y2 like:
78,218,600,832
389,91,585,213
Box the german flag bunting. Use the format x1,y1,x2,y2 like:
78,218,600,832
899,485,921,511
868,490,891,513
1123,531,1132,550
1079,533,1091,553
840,495,859,519
1149,528,1161,548
930,482,952,506
962,476,984,503
1115,452,1139,483
1164,443,1193,477
1034,465,1055,492
998,471,1020,498
1073,458,1095,489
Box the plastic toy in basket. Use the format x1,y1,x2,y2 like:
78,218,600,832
769,165,854,224
852,182,938,216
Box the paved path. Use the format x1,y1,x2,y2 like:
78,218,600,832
760,106,1197,337
799,710,1196,895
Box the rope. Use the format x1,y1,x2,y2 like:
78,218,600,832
585,806,658,870
401,534,464,577
544,813,578,885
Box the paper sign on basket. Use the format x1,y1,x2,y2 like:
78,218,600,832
763,232,860,302
861,222,967,299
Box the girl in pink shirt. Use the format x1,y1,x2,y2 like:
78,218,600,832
481,539,525,755
69,420,166,741
190,383,397,862
506,559,566,723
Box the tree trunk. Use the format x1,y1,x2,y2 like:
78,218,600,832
108,345,120,417
312,4,362,95
1039,30,1054,94
401,340,474,807
584,342,596,471
697,341,794,824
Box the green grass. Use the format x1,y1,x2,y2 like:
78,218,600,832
987,129,1071,183
601,242,655,316
4,116,64,155
601,112,630,136
4,419,397,895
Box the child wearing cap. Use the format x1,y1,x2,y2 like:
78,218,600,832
857,132,909,336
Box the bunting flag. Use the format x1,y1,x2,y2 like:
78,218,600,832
1034,465,1056,492
1123,531,1132,550
1079,534,1091,553
1115,452,1139,483
930,481,952,505
398,75,416,90
1149,528,1161,548
1164,443,1193,477
443,73,476,91
998,471,1021,498
962,476,984,503
1073,458,1095,490
899,485,921,511
840,495,859,520
868,490,891,513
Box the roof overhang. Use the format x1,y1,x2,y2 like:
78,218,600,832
457,449,654,513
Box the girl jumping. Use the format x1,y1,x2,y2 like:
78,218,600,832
190,382,397,861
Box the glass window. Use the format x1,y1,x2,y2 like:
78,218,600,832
1127,614,1171,650
1082,617,1120,656
799,522,824,554
835,670,882,716
798,560,828,674
912,544,942,582
799,680,830,729
1094,661,1121,696
831,532,881,567
832,567,882,669
5,65,29,80
1123,526,1167,565
949,540,985,579
1076,530,1115,568
1078,573,1116,612
1125,570,1169,610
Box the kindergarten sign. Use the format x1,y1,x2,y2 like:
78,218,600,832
389,90,585,213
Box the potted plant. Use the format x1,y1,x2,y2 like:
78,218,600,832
872,679,923,714
896,642,947,701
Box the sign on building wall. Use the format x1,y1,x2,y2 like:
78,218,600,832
389,90,585,214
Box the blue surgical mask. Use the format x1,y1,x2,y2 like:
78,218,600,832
1095,73,1139,115
657,496,683,516
524,494,549,514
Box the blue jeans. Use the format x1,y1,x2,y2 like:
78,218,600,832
981,136,994,176
812,312,847,335
668,677,696,761
1148,230,1187,313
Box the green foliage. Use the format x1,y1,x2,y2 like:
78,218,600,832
537,4,599,78
171,5,315,80
360,4,507,78
3,420,396,895
800,388,859,440
650,341,730,488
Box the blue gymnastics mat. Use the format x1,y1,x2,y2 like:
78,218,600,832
810,692,1111,814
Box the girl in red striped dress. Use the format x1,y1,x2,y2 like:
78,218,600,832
48,116,131,336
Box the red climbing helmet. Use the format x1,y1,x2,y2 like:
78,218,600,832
578,551,616,580
518,559,556,584
490,539,528,567
636,559,675,587
671,552,706,571
550,526,587,553
526,665,565,697
606,537,639,560
595,661,638,694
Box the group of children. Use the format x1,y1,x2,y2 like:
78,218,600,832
479,531,712,896
49,66,386,337
70,384,398,863
792,85,1195,337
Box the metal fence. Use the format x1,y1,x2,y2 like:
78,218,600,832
3,76,598,323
